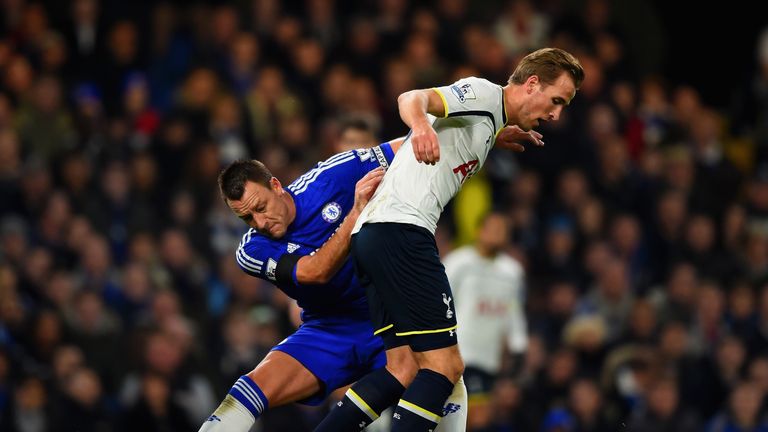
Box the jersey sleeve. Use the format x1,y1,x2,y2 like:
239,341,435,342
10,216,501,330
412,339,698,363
236,229,302,287
351,142,396,178
432,76,502,118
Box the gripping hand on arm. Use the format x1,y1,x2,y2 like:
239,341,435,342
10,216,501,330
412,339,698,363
294,168,385,284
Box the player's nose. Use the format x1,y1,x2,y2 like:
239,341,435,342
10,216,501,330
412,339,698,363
550,106,563,121
253,213,267,230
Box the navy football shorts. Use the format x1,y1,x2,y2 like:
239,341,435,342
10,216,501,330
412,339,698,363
352,222,458,352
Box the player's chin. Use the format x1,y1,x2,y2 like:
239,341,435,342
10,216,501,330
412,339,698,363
520,119,539,131
271,226,286,239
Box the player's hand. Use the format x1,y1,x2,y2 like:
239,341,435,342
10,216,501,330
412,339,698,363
411,123,440,164
353,167,385,213
494,125,544,152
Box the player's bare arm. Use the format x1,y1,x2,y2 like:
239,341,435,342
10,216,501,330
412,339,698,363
294,168,385,284
397,89,445,165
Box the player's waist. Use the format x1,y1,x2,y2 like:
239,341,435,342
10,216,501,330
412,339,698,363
358,211,437,235
299,301,370,322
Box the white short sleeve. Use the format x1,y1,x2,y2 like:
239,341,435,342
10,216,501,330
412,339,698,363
433,76,502,118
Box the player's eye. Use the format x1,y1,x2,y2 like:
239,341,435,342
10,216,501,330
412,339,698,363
240,214,252,222
553,98,564,105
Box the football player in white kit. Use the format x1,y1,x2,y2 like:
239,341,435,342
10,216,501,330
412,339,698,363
314,48,583,432
443,212,527,430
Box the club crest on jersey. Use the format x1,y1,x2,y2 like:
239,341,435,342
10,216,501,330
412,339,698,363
451,83,476,103
322,202,342,223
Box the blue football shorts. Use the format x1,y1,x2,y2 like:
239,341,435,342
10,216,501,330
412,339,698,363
271,314,386,405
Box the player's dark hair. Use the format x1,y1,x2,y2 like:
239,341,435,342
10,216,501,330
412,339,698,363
508,48,585,89
218,159,273,201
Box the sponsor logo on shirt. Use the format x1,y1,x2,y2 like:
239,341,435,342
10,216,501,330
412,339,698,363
287,242,300,253
450,83,476,103
321,202,342,223
452,159,479,183
442,403,462,416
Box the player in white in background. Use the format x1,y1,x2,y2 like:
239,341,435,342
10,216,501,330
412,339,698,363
443,212,527,431
315,48,583,432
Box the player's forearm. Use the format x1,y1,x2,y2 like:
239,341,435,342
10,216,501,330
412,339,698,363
398,90,433,131
294,208,361,284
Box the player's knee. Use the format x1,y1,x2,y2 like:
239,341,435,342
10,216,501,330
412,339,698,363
449,356,465,383
388,358,418,386
386,349,419,386
437,355,464,383
416,349,464,384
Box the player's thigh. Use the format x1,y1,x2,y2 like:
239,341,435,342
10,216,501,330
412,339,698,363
354,223,457,341
246,350,321,407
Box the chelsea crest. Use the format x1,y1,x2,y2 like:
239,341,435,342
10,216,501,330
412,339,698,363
321,202,342,223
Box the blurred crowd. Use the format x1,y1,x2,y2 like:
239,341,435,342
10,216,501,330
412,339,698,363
2,0,768,431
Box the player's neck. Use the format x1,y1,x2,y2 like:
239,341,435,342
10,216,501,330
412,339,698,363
502,84,523,126
475,243,497,258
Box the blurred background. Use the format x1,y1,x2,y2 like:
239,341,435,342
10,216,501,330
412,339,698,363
0,0,767,431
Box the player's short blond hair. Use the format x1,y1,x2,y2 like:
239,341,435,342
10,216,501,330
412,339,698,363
509,48,584,89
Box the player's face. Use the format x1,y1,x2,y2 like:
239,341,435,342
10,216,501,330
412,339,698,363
477,214,509,253
227,179,292,239
517,72,576,131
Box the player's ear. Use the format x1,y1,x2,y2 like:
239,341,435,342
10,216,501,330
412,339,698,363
526,75,539,93
269,176,282,193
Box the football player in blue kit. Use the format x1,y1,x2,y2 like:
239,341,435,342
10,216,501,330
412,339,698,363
199,138,467,432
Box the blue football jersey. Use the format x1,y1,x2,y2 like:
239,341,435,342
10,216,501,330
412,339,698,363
235,144,394,318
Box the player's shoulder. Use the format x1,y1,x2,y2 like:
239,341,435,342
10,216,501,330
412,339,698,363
497,253,524,275
236,228,269,273
443,245,477,265
287,151,359,197
449,76,501,98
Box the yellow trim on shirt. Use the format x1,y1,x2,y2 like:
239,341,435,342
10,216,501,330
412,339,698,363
432,88,449,117
395,325,458,337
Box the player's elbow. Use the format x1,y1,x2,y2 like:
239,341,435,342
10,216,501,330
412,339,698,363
397,90,419,106
308,271,331,284
296,260,331,284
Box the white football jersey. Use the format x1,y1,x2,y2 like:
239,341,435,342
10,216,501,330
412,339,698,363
443,246,527,375
353,77,508,234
